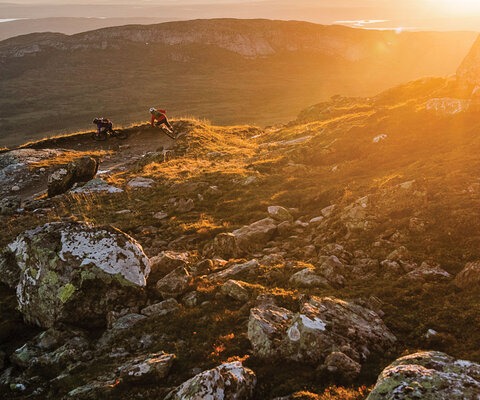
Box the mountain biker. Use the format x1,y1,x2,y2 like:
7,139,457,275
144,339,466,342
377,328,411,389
150,107,174,135
93,117,114,135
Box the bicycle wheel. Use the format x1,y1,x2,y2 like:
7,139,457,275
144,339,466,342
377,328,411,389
92,131,107,141
162,129,176,140
113,130,128,140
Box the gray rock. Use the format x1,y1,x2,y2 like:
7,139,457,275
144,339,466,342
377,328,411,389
324,351,362,382
248,296,396,365
149,251,190,283
221,280,251,301
141,298,180,317
367,351,480,400
156,267,193,298
321,205,336,218
209,233,240,259
175,198,195,213
127,177,155,188
48,157,98,197
165,361,256,400
316,256,346,288
10,328,90,372
454,261,480,289
117,352,175,383
2,221,150,328
267,206,293,222
209,260,259,283
405,262,451,282
289,268,330,288
232,218,278,253
182,291,201,308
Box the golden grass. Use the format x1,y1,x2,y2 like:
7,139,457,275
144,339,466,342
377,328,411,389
29,150,110,169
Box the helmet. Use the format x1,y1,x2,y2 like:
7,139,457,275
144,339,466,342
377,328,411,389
149,107,156,114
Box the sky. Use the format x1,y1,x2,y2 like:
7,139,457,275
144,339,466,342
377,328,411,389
1,0,480,31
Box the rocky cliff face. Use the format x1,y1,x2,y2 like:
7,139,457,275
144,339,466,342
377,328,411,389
0,19,375,62
457,35,480,86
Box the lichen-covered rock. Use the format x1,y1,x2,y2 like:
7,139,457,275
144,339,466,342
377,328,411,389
10,327,90,373
404,261,451,282
2,221,150,328
289,268,330,288
221,280,251,301
117,352,175,383
232,218,278,253
454,261,480,289
141,298,180,317
324,351,362,382
248,296,396,365
367,351,480,400
208,233,240,259
165,361,256,400
208,260,259,283
47,167,75,197
47,156,98,197
268,206,293,222
149,251,190,283
156,267,193,298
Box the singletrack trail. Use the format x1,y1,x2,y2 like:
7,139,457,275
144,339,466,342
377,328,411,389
4,124,179,201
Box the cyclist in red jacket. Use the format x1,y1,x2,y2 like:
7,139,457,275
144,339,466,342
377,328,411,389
150,107,174,135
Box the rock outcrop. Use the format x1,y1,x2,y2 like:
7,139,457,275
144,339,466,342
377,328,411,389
0,222,150,328
457,35,480,86
454,261,480,289
47,156,98,197
165,361,256,400
367,351,480,400
248,296,396,372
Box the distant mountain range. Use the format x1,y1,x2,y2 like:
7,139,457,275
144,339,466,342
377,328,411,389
0,19,477,147
0,17,178,42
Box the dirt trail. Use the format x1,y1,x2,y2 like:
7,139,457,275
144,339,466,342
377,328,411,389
5,124,179,201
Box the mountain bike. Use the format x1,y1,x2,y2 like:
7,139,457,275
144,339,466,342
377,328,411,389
92,129,128,141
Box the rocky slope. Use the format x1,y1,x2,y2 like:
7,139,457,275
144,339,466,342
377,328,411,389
0,66,480,398
0,19,476,147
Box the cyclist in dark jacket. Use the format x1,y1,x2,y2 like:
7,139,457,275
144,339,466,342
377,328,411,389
93,117,114,135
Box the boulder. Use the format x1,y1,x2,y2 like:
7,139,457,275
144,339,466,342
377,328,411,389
232,218,278,253
248,296,396,365
127,177,155,188
47,156,98,197
175,198,195,213
267,206,293,222
10,327,90,373
404,262,451,282
324,351,362,382
141,298,180,317
165,361,256,400
1,221,150,328
156,267,193,299
149,251,190,283
47,167,75,197
208,260,259,283
221,280,251,302
289,268,330,288
71,156,98,183
316,256,346,288
117,352,175,383
367,351,480,400
209,233,240,259
454,261,480,289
